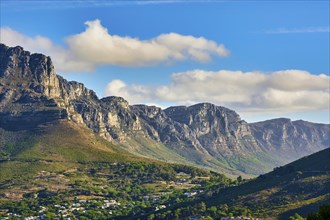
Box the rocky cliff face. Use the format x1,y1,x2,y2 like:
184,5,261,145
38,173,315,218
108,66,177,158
1,44,329,176
165,104,261,157
0,44,66,130
0,44,134,141
250,118,330,162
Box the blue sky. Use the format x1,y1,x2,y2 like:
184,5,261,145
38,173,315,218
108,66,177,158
0,0,329,123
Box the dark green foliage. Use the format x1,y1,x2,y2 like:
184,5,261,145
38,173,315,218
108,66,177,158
0,121,328,219
0,159,233,219
146,202,252,220
152,148,330,220
290,213,305,220
307,205,330,220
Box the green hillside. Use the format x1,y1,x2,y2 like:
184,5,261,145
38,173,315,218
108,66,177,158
0,118,329,220
0,120,139,161
0,120,236,219
0,120,139,197
213,148,330,219
150,148,330,219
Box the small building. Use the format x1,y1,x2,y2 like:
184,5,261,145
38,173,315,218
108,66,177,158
102,200,119,208
184,192,197,197
177,172,189,176
152,195,161,201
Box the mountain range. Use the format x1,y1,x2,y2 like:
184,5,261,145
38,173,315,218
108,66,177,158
0,43,329,178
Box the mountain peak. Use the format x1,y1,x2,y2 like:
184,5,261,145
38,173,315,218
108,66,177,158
0,44,328,177
0,44,56,87
0,43,24,56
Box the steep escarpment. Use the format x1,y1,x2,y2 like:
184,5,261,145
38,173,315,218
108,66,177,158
250,118,330,163
0,44,67,130
1,44,329,176
132,105,209,159
165,104,261,156
163,104,273,175
0,44,137,142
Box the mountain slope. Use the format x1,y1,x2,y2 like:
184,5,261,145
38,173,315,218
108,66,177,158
250,118,330,163
151,148,330,219
0,43,329,177
208,148,330,219
0,119,146,202
0,118,235,219
0,120,138,183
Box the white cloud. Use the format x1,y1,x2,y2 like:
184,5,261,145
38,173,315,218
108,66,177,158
0,19,229,72
0,27,99,71
104,70,330,114
105,79,155,103
66,20,229,66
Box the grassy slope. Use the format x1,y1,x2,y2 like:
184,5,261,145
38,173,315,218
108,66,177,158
0,120,185,201
106,131,251,179
0,119,244,185
0,120,144,184
0,120,229,206
16,122,129,162
207,148,330,219
120,133,192,165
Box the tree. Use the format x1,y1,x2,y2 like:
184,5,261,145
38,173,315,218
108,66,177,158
174,209,181,219
219,204,229,214
289,213,304,220
147,214,155,220
45,211,56,219
197,202,207,212
208,206,217,217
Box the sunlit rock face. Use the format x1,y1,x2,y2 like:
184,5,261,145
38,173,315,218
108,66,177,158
250,118,330,161
1,43,328,175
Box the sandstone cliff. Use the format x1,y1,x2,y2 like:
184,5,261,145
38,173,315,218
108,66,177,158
250,118,329,162
1,44,328,176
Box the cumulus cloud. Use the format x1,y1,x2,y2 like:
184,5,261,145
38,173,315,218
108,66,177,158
66,20,229,66
0,19,229,72
104,70,330,113
105,79,154,103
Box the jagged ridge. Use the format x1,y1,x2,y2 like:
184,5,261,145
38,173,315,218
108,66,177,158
0,44,329,177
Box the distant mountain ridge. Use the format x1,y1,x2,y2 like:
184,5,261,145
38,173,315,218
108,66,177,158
0,43,329,177
250,118,329,162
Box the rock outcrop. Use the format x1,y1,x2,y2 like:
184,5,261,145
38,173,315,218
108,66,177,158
250,118,330,162
0,44,66,130
165,104,261,156
1,44,329,176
